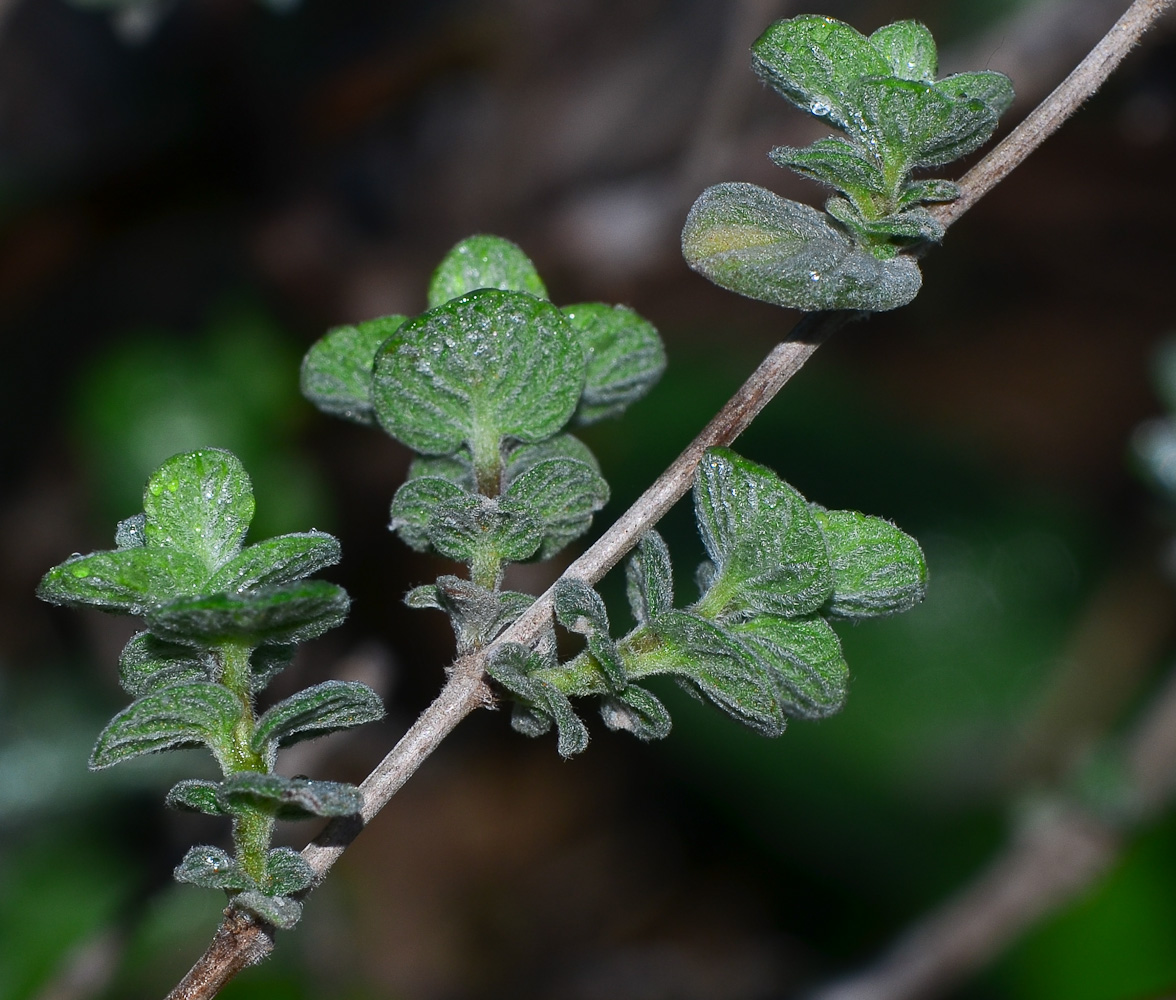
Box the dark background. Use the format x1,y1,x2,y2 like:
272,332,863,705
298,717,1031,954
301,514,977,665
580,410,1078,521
3,0,1176,997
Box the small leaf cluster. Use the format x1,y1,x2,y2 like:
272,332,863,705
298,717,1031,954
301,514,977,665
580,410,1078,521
682,15,1013,312
38,449,383,929
488,447,927,755
301,234,665,641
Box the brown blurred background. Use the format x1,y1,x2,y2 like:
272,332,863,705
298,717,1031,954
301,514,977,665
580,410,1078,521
2,1,1176,998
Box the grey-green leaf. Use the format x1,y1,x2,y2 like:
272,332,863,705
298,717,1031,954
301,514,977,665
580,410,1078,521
681,182,922,312
729,615,848,719
600,684,672,742
174,846,254,891
37,548,205,616
265,848,315,896
625,530,674,624
115,513,146,549
693,448,832,621
252,680,385,754
90,682,240,769
390,477,466,552
642,611,784,737
936,71,1015,116
412,575,534,653
147,581,350,647
427,494,543,565
233,891,303,930
119,632,212,696
751,15,889,130
504,434,600,486
769,138,886,199
165,779,225,815
142,449,254,572
899,178,961,208
427,234,549,308
207,531,341,593
813,508,927,619
217,771,364,820
300,316,407,425
869,20,936,82
553,577,609,636
371,289,584,456
504,458,609,559
407,452,475,491
562,302,666,424
486,643,589,758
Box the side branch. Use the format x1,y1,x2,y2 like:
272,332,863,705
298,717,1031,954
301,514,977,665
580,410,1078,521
166,1,1173,995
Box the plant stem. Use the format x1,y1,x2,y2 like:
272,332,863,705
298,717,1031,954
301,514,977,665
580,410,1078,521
164,3,1174,994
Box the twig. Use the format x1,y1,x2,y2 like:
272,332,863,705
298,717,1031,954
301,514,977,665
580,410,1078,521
164,1,1174,995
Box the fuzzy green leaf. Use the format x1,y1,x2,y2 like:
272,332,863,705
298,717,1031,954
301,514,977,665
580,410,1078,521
427,234,549,307
936,71,1015,116
142,449,254,572
505,435,600,484
174,846,254,891
90,682,240,769
899,178,961,208
487,643,589,757
813,508,927,619
769,138,886,199
825,197,944,245
217,771,364,820
869,20,936,81
428,493,543,565
751,15,889,130
407,453,476,491
207,531,341,594
600,684,672,742
729,615,848,719
233,891,303,930
300,316,407,425
562,302,666,424
410,575,533,653
390,477,466,552
37,548,204,616
115,513,146,549
147,581,350,647
371,289,584,456
682,182,922,312
265,848,315,896
504,458,609,559
119,632,211,696
165,779,225,815
553,577,609,636
644,611,784,737
693,448,832,621
625,530,674,624
252,680,385,754
250,644,296,694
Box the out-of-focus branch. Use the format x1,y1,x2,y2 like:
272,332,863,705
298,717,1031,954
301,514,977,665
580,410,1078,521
165,1,1175,996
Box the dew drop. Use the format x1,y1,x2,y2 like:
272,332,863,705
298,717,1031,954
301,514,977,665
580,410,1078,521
810,100,831,117
808,270,822,282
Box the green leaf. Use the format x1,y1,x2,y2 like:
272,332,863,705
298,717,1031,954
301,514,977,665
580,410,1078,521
625,530,674,624
428,493,543,565
751,15,889,130
299,316,407,425
89,682,240,769
504,458,609,559
115,513,146,549
600,684,672,741
812,508,927,619
936,71,1015,116
407,453,475,491
825,198,944,245
390,477,466,552
681,182,922,312
487,643,589,757
729,615,848,719
371,289,584,458
37,548,204,616
142,449,254,572
898,178,961,208
233,890,303,930
769,138,886,199
642,611,784,737
553,577,609,636
165,779,225,815
252,680,385,754
118,632,212,696
869,20,936,82
207,531,341,593
504,434,600,485
408,575,533,653
250,644,296,694
174,846,254,891
147,581,350,647
265,848,315,896
427,234,549,307
562,303,666,424
217,771,364,820
693,448,832,621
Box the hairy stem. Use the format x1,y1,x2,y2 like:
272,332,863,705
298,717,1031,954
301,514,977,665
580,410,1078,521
165,3,1172,994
